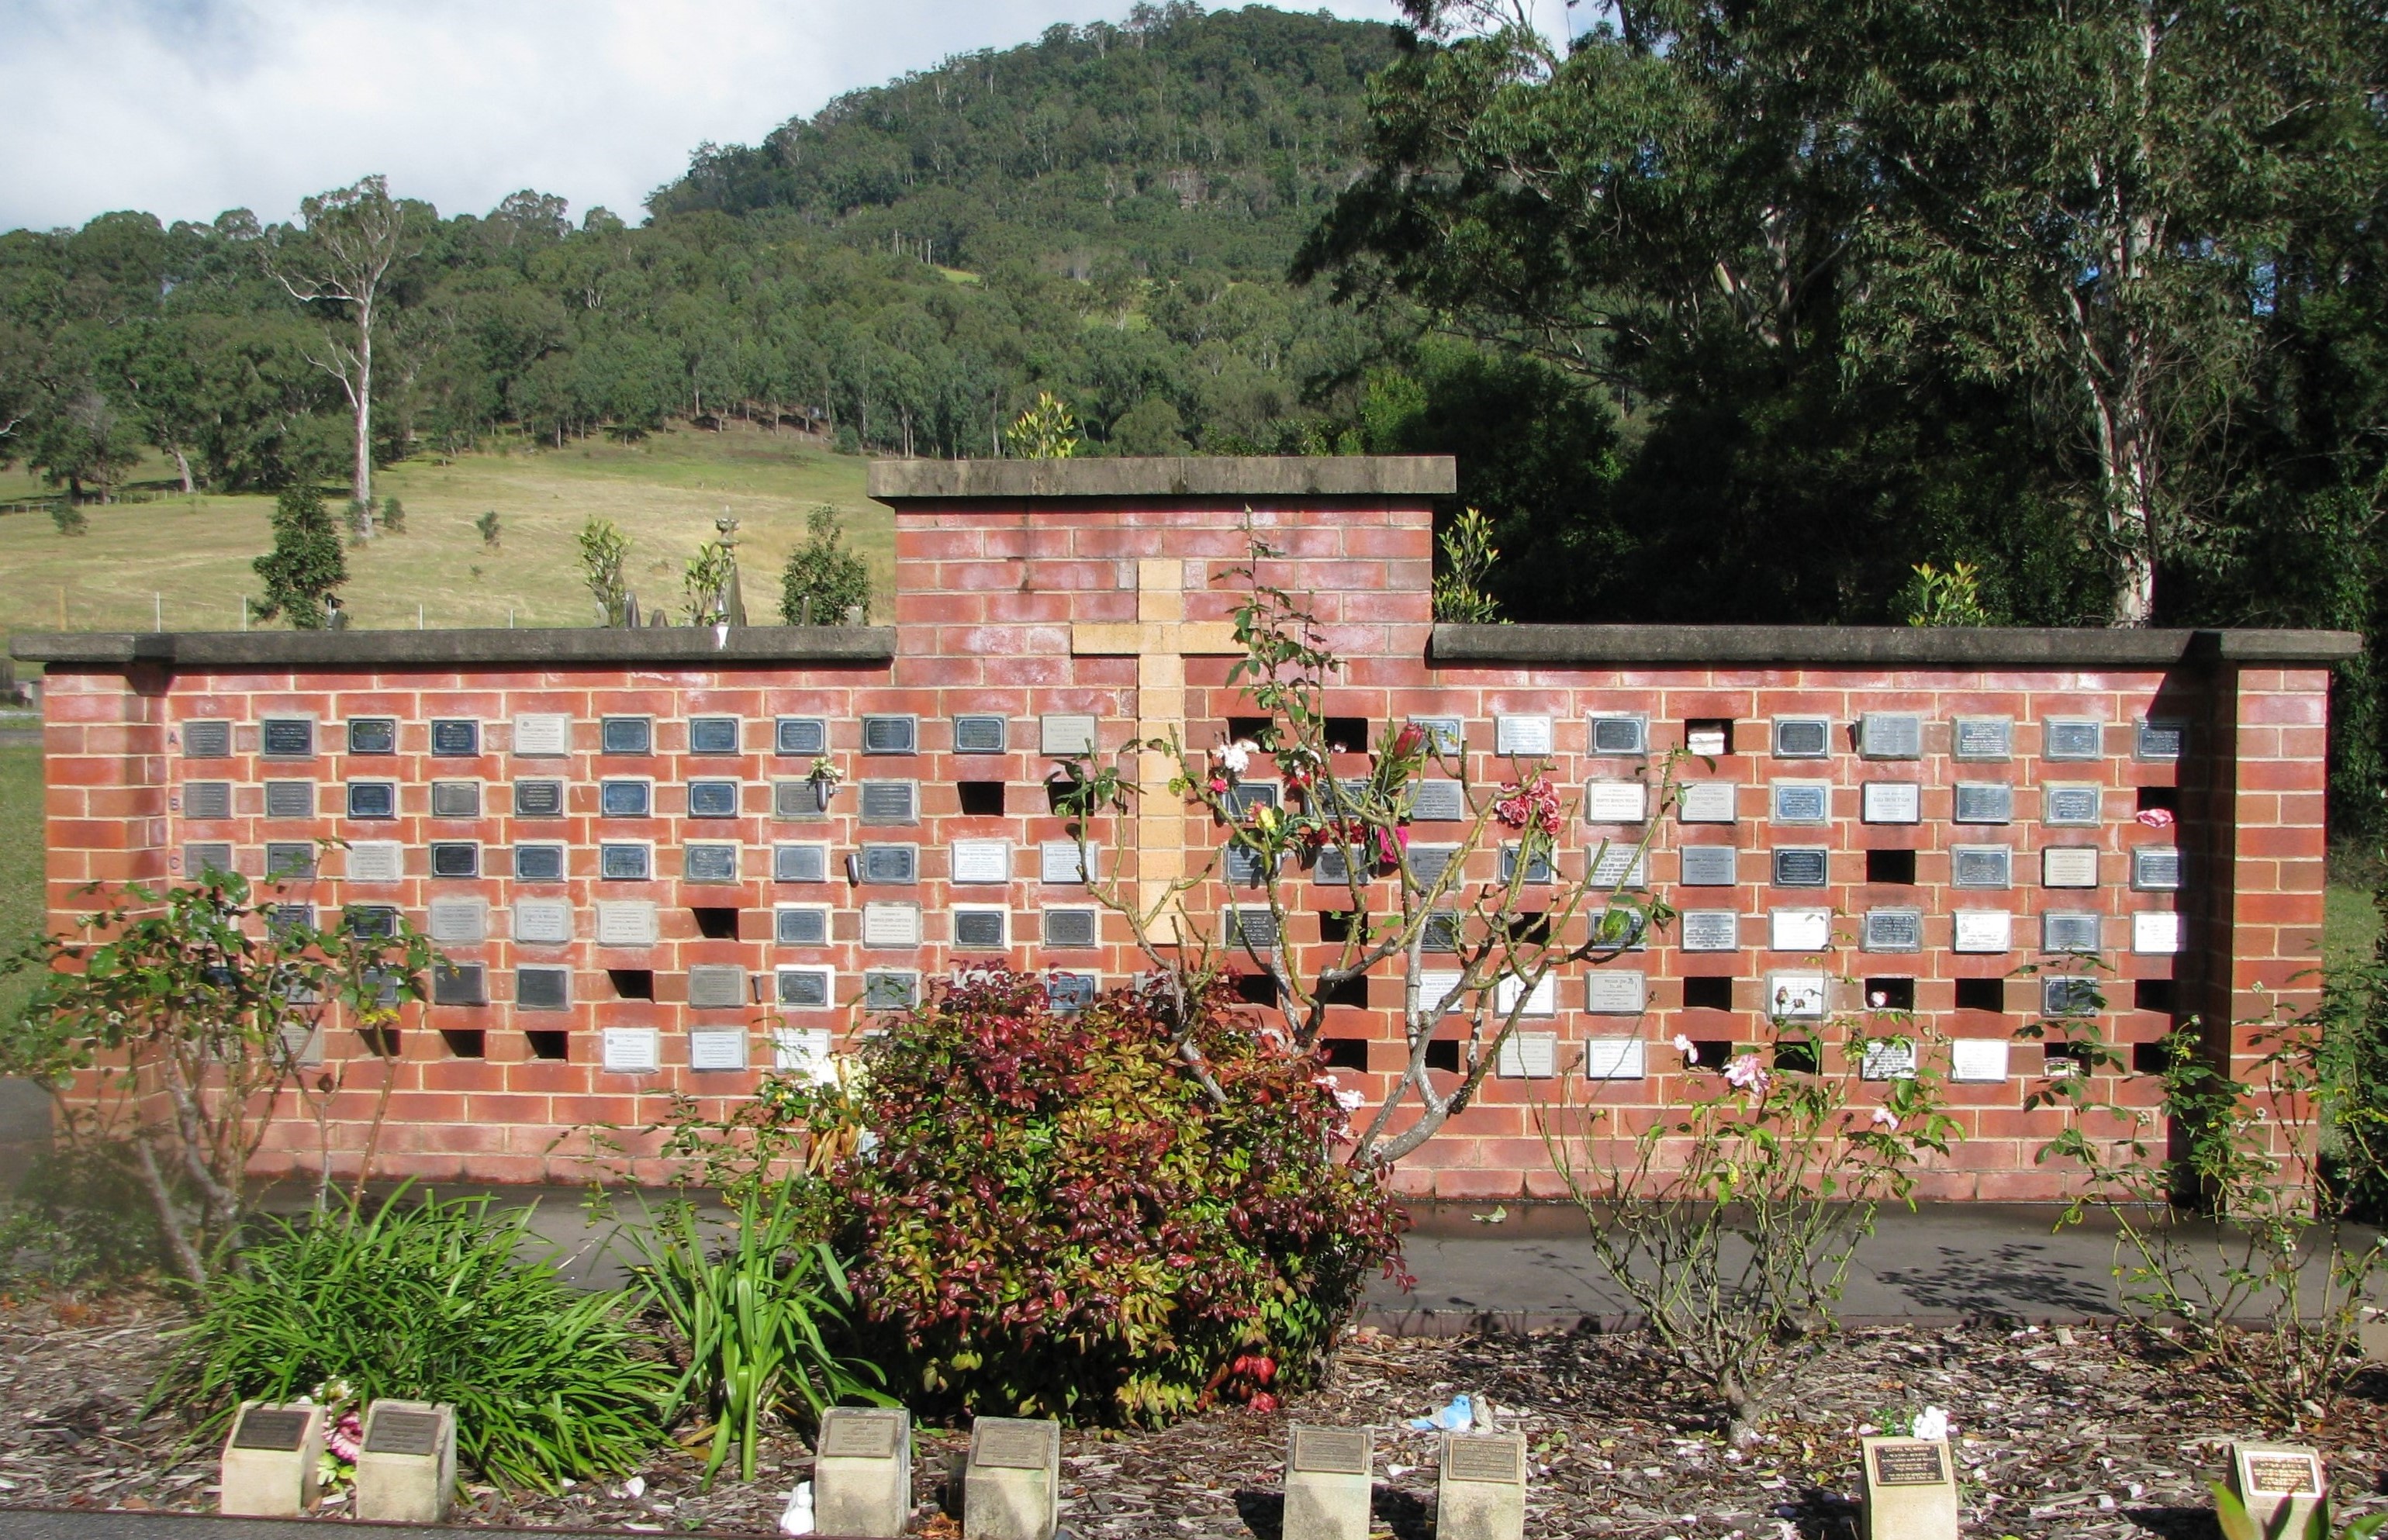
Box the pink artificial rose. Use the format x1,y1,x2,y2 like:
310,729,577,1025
326,1411,364,1465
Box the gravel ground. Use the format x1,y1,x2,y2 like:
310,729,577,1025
2,1290,2383,1538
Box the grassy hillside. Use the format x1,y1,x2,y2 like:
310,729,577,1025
0,423,885,635
0,741,41,1030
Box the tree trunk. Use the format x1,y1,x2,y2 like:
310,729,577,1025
171,447,195,495
351,300,375,538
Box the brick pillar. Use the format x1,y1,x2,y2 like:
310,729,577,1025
42,665,170,922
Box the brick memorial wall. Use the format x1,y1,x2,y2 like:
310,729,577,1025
12,457,2360,1198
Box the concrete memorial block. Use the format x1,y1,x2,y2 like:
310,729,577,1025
1678,781,1738,823
1685,720,1731,756
778,967,833,1010
857,844,919,884
1437,1431,1526,1540
429,780,480,818
687,779,741,817
596,899,658,947
1283,1424,1373,1540
219,1400,325,1516
1861,782,1920,824
1858,1436,1958,1540
515,966,569,1010
687,965,748,1010
347,716,397,754
428,898,487,944
354,1399,457,1524
2219,1442,2326,1540
964,1416,1060,1540
1492,973,1557,1017
346,841,403,883
513,898,572,946
685,842,741,883
814,1407,912,1538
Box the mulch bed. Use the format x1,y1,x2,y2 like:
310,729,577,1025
2,1290,2382,1538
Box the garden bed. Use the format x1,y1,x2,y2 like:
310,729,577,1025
3,1291,2383,1538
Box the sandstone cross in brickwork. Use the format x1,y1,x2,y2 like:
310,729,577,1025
1070,558,1242,934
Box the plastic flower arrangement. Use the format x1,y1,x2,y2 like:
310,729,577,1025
1494,773,1562,837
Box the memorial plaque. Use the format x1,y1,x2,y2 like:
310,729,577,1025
815,1407,912,1540
1500,844,1553,885
347,841,403,883
862,902,921,948
954,908,1009,950
2132,846,2182,891
1226,906,1280,953
513,899,572,945
775,905,829,945
1444,1434,1525,1483
687,779,740,818
1678,781,1737,823
184,843,235,877
1039,714,1097,756
1771,847,1829,888
1773,716,1831,758
513,779,564,817
1291,1426,1371,1476
1043,907,1099,948
261,717,315,759
516,967,569,1010
862,715,918,754
2042,911,2101,953
1410,779,1467,822
1314,844,1360,884
1861,782,1920,824
347,781,397,820
515,843,566,882
1951,845,2012,889
595,900,658,946
1953,717,2013,761
601,716,652,755
778,968,833,1009
1582,1038,1647,1080
1588,714,1649,755
1860,1437,1959,1540
430,719,479,757
1497,1031,1559,1079
1585,782,1648,822
1954,782,2014,824
220,1402,325,1517
428,899,486,944
772,779,829,820
262,780,313,819
966,1417,1061,1540
2136,719,2186,761
2222,1443,2326,1540
1770,909,1831,952
430,780,479,819
1495,715,1553,756
600,843,650,880
1681,910,1740,951
1951,1038,2011,1082
2044,717,2104,760
954,714,1007,754
1416,970,1464,1017
1858,713,1923,761
859,844,918,884
1439,1432,1527,1540
432,963,485,1006
2133,910,2182,954
1585,970,1647,1013
1862,908,1923,952
1045,972,1097,1010
862,970,919,1012
1410,845,1458,886
2042,975,2101,1016
688,716,740,755
949,840,1010,885
182,720,232,758
1039,840,1095,884
1589,845,1647,886
1228,782,1280,815
1861,1039,1919,1080
513,713,571,757
1226,844,1277,886
1422,912,1462,953
2042,846,2100,888
602,1028,660,1074
776,716,828,757
1953,909,2013,952
2043,783,2103,825
775,843,830,883
688,1027,748,1072
773,1025,835,1082
429,841,479,879
1771,782,1830,824
1767,970,1830,1018
350,1404,458,1528
600,779,651,818
1679,845,1737,886
684,843,741,884
1873,1441,1946,1485
1410,715,1464,754
860,781,918,824
234,1407,314,1452
183,780,233,820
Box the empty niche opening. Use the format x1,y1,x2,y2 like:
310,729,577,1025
692,906,740,941
2131,1040,2175,1073
958,782,1006,817
1953,976,2006,1013
1685,1039,1735,1071
1044,779,1082,816
1321,1038,1370,1071
1773,1036,1821,1075
608,969,656,1001
1234,973,1280,1007
1319,972,1368,1009
1681,975,1735,1011
2044,1038,2097,1076
1318,910,1362,943
439,1029,486,1059
1504,913,1551,945
2137,785,2180,814
1324,717,1370,754
1225,716,1271,746
355,1026,399,1057
1685,718,1734,757
1864,848,1917,885
1863,976,1916,1012
2133,977,2177,1013
525,1030,570,1062
1425,1038,1461,1072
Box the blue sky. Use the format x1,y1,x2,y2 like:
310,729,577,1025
0,0,1451,234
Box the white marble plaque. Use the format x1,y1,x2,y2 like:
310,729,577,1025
1039,840,1096,884
1416,969,1465,1017
2133,910,2182,954
1950,1039,2011,1082
2041,846,2100,888
1861,782,1920,824
1952,909,2013,953
1584,971,1647,1013
1677,782,1738,823
1495,1031,1558,1079
862,901,921,948
1769,908,1831,951
952,840,1011,884
1861,1039,1920,1080
346,841,404,883
595,900,658,947
1680,910,1740,951
1584,782,1647,822
601,1027,659,1073
1766,971,1830,1018
1493,972,1557,1017
512,713,571,757
427,899,486,944
1581,1037,1647,1081
1040,714,1097,756
687,1028,748,1072
1494,715,1552,756
772,1027,838,1085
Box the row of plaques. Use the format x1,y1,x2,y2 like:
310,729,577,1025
178,713,1108,762
1682,779,2135,826
1478,712,2183,762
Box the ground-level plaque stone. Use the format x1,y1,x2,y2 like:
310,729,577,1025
219,1401,324,1516
2220,1442,2326,1540
964,1416,1060,1540
354,1399,456,1524
1284,1424,1372,1540
1859,1436,1958,1540
814,1406,911,1538
1437,1431,1526,1540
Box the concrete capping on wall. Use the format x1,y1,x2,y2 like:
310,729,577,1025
9,626,898,670
869,455,1458,501
1429,623,2364,668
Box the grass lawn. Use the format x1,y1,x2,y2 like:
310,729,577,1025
0,744,42,1029
0,422,883,635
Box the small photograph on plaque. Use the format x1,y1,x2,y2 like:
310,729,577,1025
1771,782,1830,825
1953,782,2014,824
1582,1037,1647,1081
1771,847,1829,888
1768,909,1831,952
1494,714,1553,756
601,1027,660,1074
1953,909,2013,952
2042,783,2103,825
1677,781,1738,824
1951,845,2012,889
1861,782,1920,824
2133,910,2181,954
1680,910,1740,951
1679,845,1737,886
1765,971,1829,1019
1861,908,1923,953
2041,845,2100,888
1952,716,2013,761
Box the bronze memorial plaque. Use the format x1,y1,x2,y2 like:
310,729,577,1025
821,1414,902,1460
1291,1428,1372,1476
1871,1442,1949,1487
972,1421,1053,1471
365,1410,443,1459
233,1408,312,1452
1444,1437,1525,1485
2246,1454,2322,1497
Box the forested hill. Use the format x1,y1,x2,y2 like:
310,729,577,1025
651,4,1395,280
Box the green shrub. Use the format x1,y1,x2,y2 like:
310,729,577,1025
251,483,347,628
833,970,1405,1425
779,504,870,625
157,1191,667,1489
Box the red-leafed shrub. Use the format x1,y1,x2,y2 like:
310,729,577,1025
833,969,1405,1425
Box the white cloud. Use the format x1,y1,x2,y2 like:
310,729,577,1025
0,0,1412,233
